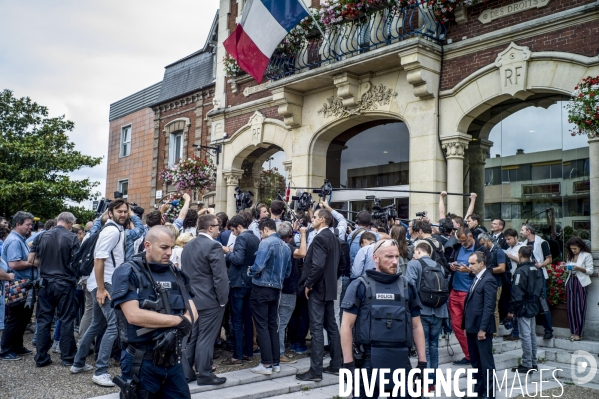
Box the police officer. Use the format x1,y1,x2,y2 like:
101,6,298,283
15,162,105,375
507,245,544,374
340,239,428,399
111,225,198,398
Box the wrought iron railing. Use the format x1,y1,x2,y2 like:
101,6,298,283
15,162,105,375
265,4,446,81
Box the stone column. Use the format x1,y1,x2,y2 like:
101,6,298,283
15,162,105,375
585,134,599,340
282,160,292,183
441,134,471,216
468,139,492,217
223,168,244,217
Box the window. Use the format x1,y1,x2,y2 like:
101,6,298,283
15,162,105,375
169,132,183,166
485,167,500,186
118,180,129,199
120,125,131,157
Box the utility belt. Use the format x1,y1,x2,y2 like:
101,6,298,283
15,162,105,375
353,342,408,366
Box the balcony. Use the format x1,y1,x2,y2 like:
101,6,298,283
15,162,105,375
265,4,446,81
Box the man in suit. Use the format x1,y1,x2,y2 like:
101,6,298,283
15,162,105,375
181,214,229,385
296,209,343,382
490,218,508,250
463,251,497,399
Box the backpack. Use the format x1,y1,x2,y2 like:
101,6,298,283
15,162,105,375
417,258,449,308
336,230,351,278
423,238,448,269
71,223,120,278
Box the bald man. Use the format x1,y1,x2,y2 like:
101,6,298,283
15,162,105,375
109,225,197,398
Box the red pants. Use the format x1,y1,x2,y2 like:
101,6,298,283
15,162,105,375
449,290,469,360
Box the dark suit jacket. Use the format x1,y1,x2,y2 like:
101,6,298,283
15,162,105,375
494,232,508,250
225,230,260,288
181,234,229,310
299,228,340,302
462,269,497,334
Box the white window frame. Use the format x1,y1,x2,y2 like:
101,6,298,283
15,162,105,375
118,179,129,200
169,131,183,167
120,125,132,157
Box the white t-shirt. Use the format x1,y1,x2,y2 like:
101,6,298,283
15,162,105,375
88,220,125,292
504,243,524,275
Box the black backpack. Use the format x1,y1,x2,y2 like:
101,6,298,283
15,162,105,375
423,238,448,269
417,258,449,308
71,224,120,278
338,236,351,278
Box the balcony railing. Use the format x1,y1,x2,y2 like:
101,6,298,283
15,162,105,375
266,4,446,81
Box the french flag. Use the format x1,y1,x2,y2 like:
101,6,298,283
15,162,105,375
223,0,308,83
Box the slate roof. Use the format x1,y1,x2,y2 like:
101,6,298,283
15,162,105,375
153,50,215,105
109,82,162,121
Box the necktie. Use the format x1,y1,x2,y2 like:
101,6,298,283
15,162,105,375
470,277,478,293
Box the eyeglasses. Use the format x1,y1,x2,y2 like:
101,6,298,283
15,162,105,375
210,224,220,228
373,239,398,254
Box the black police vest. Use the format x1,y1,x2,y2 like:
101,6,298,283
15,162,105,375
116,260,187,346
354,275,413,348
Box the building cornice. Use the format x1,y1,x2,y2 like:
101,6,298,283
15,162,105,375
444,2,599,60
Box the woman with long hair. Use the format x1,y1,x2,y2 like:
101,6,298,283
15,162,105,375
390,224,411,275
563,237,594,341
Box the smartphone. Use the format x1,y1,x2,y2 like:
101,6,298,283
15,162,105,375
567,264,574,271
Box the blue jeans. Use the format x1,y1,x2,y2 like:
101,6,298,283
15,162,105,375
73,283,118,376
278,293,296,355
421,314,444,385
229,286,254,360
121,350,190,398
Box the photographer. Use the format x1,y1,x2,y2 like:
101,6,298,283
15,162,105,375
0,211,35,361
270,200,285,225
248,203,269,239
305,200,347,246
439,191,477,230
347,211,379,265
89,204,144,262
71,200,128,387
29,212,80,367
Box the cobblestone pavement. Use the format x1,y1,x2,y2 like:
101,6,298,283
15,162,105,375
0,328,309,399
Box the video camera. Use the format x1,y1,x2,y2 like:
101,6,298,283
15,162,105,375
95,191,144,218
367,196,397,223
291,190,313,213
234,187,254,213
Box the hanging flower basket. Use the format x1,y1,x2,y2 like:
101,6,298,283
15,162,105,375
223,54,243,78
160,157,217,193
566,76,599,138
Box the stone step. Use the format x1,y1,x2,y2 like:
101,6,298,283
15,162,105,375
545,361,599,385
190,373,338,399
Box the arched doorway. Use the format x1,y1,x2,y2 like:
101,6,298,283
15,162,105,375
324,120,410,222
238,145,288,207
466,93,590,252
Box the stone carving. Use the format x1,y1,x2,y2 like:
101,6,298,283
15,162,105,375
244,83,269,97
479,0,551,25
494,42,532,100
318,84,397,118
442,141,469,158
247,111,266,145
224,172,243,186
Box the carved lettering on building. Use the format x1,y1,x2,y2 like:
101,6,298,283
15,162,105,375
243,83,269,97
247,111,265,146
494,42,532,100
479,0,550,24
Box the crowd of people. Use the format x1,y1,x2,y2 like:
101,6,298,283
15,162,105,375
0,189,594,398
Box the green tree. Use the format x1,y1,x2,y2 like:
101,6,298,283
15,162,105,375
259,167,286,208
0,90,102,220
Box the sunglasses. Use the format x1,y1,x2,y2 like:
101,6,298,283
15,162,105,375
373,239,399,254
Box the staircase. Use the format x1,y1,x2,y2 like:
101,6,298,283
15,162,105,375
90,329,599,399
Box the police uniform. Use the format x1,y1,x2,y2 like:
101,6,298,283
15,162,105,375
111,257,194,399
341,269,422,399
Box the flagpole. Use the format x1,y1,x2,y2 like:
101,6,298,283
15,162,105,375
297,0,327,39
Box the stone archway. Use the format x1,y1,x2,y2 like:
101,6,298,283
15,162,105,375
438,42,599,214
216,111,293,215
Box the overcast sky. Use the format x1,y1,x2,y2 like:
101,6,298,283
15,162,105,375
0,0,220,209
